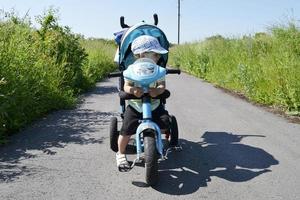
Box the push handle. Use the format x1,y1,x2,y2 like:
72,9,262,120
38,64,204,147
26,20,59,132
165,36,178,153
121,14,158,27
153,14,158,25
120,16,130,28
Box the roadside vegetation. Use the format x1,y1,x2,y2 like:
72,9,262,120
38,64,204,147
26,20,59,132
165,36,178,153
1,8,299,144
169,22,300,116
80,38,116,88
0,10,116,144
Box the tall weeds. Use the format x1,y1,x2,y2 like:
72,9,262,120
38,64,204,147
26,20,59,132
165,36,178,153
0,10,116,143
169,23,300,115
81,38,116,89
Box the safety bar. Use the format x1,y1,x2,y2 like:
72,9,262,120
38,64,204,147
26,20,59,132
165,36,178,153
119,90,170,100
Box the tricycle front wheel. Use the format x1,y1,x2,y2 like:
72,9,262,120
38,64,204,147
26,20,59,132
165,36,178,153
143,130,159,186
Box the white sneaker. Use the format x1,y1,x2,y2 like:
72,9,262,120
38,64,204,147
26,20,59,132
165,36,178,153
116,152,130,172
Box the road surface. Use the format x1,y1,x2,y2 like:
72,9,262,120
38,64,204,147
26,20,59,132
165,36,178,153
1,72,299,200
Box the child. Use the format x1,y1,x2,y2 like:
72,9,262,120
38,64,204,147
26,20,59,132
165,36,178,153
116,35,170,171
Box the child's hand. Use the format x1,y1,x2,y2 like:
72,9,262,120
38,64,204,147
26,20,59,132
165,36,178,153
133,87,144,98
149,88,160,98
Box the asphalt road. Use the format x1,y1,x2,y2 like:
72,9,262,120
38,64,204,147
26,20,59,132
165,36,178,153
1,72,300,200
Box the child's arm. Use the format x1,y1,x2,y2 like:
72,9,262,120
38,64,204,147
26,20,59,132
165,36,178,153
124,80,144,98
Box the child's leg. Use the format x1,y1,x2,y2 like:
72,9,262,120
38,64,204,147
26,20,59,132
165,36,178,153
116,134,131,171
119,106,140,154
118,134,131,154
152,105,170,130
116,106,140,170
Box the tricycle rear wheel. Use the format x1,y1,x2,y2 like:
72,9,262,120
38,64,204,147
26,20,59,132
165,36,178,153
109,117,119,152
169,115,179,146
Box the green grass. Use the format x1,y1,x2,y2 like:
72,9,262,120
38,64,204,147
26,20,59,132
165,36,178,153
81,38,116,89
0,10,116,144
169,23,300,115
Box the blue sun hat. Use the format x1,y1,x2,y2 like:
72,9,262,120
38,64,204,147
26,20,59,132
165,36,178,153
131,35,168,55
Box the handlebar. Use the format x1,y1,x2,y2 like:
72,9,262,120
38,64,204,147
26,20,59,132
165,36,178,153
108,68,181,78
108,71,123,78
166,68,181,74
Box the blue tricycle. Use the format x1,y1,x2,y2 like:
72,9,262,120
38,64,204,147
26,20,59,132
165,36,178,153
109,59,180,185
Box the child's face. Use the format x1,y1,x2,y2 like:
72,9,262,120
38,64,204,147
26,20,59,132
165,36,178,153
151,53,161,63
138,52,161,63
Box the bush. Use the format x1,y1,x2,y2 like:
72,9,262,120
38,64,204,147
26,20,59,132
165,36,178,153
0,10,116,144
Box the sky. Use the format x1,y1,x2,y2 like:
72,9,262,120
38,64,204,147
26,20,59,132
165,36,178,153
1,0,300,43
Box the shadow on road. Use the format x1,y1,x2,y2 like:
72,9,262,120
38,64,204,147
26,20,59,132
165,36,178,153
153,131,279,195
0,109,116,183
92,85,119,95
0,83,119,183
